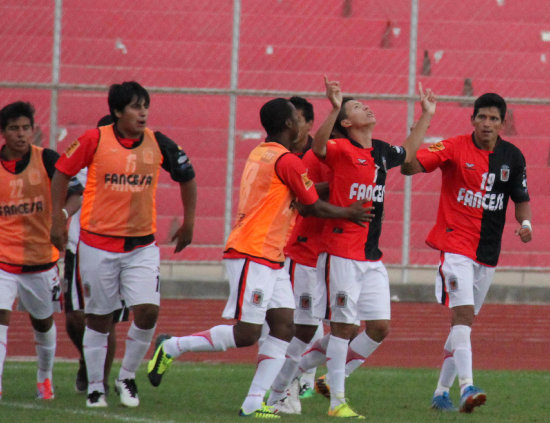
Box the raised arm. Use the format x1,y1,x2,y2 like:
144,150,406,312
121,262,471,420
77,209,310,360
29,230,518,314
312,75,342,159
401,82,436,175
171,178,197,253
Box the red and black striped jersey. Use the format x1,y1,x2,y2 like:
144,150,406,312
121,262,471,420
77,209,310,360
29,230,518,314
320,137,406,261
417,133,529,266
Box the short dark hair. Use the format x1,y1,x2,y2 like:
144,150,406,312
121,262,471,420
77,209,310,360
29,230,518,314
332,97,355,138
473,93,507,121
289,96,314,122
0,101,35,131
108,81,150,122
97,114,113,127
260,98,295,136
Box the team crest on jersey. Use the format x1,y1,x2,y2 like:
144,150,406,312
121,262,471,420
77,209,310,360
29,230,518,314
28,169,41,185
300,295,312,310
428,142,445,152
251,290,264,306
143,149,154,164
500,164,510,182
83,283,91,298
336,292,347,307
301,172,314,190
65,139,80,158
448,277,458,292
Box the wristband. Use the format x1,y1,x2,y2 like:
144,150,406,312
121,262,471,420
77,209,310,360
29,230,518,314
62,208,69,219
521,220,532,231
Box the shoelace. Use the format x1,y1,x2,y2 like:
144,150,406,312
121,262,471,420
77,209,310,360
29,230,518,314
122,379,138,397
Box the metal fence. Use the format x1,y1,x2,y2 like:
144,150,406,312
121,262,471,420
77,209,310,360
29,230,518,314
1,0,548,276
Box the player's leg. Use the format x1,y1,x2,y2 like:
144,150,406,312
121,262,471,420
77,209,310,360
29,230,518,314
267,260,319,410
0,270,18,399
63,248,88,392
431,331,457,411
115,244,161,407
299,321,324,398
325,256,363,417
18,267,60,400
440,253,487,412
79,241,120,407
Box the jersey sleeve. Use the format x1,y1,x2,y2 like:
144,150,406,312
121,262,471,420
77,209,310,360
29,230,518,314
416,138,455,173
154,131,196,183
510,148,530,203
275,153,319,205
55,129,100,177
42,148,60,179
383,142,407,169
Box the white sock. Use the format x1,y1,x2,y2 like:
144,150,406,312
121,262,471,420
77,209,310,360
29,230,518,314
164,325,236,358
118,322,155,381
326,335,349,409
267,337,308,405
34,323,56,383
451,325,473,393
0,325,7,393
83,327,108,393
346,332,380,376
300,323,324,387
241,335,289,414
434,332,457,396
298,333,330,373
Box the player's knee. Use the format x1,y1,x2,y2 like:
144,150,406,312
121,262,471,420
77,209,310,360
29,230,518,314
366,320,390,343
234,322,262,347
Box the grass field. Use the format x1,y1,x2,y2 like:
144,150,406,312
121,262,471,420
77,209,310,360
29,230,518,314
1,361,549,423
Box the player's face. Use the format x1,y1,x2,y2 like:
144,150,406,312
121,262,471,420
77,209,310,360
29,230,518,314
1,116,33,158
292,109,313,153
343,100,376,129
471,106,503,145
115,96,149,139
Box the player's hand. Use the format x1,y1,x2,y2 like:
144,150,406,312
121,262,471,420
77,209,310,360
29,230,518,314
515,224,532,243
418,82,436,116
172,222,194,253
50,214,68,252
347,200,375,227
324,75,342,110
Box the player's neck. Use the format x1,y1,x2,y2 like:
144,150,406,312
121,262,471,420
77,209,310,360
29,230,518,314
349,127,372,148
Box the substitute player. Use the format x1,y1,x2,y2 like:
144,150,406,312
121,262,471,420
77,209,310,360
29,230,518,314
0,101,81,400
50,81,197,408
401,92,532,413
310,76,436,418
147,97,373,418
63,115,129,395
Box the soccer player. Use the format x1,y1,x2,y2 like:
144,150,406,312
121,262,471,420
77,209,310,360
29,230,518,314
50,81,197,408
401,93,532,413
62,115,129,395
147,97,373,418
0,101,81,400
265,96,330,412
309,76,436,418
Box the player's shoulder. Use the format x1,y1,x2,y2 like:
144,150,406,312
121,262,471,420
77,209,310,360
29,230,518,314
495,138,526,161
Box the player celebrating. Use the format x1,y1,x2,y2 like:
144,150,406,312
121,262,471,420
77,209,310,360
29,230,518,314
310,76,436,418
147,97,373,418
401,93,532,413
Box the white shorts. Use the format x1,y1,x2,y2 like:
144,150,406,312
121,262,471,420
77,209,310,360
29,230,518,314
222,258,295,325
0,267,61,319
285,258,324,326
63,248,129,321
79,241,160,315
435,252,495,315
322,253,391,324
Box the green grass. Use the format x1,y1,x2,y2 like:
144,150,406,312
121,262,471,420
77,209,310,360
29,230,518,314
1,361,549,422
